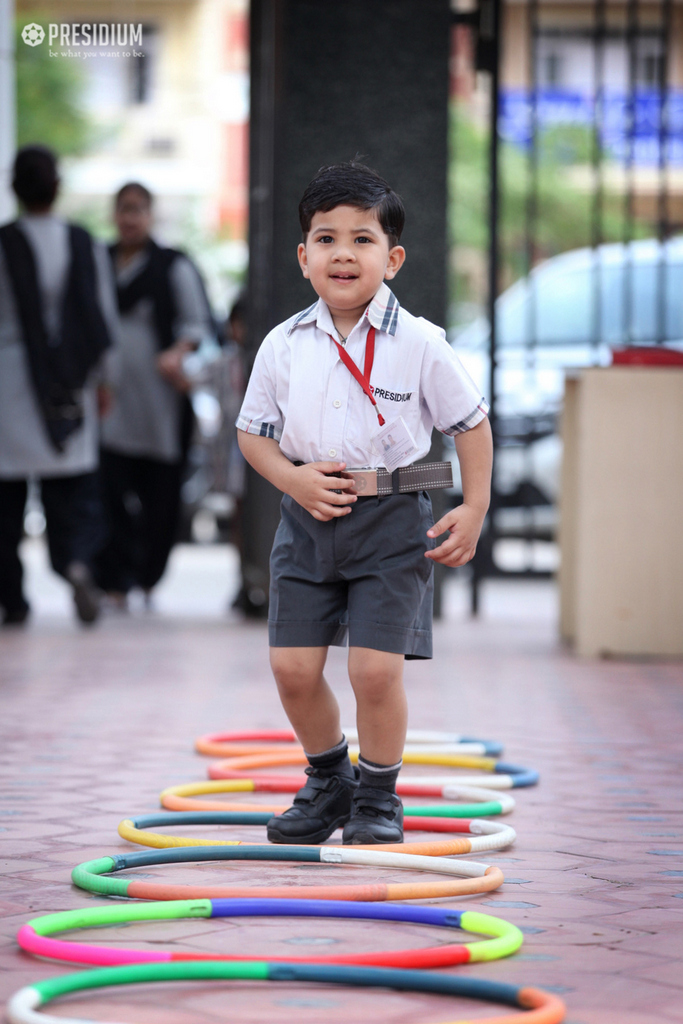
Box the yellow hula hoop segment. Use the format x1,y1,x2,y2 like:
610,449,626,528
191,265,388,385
158,779,511,818
208,750,500,773
194,729,505,759
118,811,516,856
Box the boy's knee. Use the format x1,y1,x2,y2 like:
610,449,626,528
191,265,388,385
350,663,401,704
270,649,319,697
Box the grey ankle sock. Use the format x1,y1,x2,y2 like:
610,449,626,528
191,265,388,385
305,736,355,778
357,754,403,793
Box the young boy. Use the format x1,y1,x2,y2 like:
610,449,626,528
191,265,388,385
237,162,492,845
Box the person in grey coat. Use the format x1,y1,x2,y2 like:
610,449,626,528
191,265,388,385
0,146,118,625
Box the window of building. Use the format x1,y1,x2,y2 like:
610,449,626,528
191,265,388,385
544,52,564,88
637,47,663,89
128,25,158,105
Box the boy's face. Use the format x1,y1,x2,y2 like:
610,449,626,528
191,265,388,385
297,205,405,320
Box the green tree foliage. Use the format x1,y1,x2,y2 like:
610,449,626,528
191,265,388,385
16,18,90,155
449,103,643,319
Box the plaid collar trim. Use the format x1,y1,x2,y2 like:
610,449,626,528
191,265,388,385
366,282,400,335
287,283,400,337
289,301,319,332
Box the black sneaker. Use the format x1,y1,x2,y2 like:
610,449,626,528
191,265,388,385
342,786,404,845
267,766,359,845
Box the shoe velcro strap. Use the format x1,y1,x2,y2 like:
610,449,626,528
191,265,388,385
292,780,327,804
292,769,347,805
353,789,399,816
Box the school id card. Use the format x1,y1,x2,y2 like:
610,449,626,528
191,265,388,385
371,416,418,473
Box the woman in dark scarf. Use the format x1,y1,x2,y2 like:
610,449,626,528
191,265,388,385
95,183,214,605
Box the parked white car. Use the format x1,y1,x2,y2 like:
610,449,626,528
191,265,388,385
448,236,683,505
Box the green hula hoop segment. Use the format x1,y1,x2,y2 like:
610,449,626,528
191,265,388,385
16,898,523,969
7,961,566,1024
71,846,504,902
117,810,516,853
159,778,516,817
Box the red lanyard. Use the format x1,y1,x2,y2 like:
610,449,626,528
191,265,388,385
331,326,385,426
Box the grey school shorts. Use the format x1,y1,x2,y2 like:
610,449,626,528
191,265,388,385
268,491,436,659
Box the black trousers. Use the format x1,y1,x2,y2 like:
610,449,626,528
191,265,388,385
95,449,183,594
0,472,104,614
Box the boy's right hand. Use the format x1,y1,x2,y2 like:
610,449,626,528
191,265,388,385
288,462,357,521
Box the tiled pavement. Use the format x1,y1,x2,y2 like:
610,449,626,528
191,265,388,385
1,543,682,1023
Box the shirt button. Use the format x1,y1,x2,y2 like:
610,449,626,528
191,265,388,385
328,448,337,457
333,400,341,408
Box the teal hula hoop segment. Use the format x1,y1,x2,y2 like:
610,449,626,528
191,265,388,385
71,846,504,902
396,764,540,791
16,898,523,969
117,810,516,852
6,961,567,1024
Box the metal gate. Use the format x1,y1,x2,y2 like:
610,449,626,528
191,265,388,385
451,0,680,613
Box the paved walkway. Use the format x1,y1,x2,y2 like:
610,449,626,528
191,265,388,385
1,543,682,1023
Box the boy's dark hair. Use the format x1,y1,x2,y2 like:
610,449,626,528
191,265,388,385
299,162,405,247
12,146,59,208
115,182,153,208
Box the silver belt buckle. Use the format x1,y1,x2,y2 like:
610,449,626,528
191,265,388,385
345,470,378,496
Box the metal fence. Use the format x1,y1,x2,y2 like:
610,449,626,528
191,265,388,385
452,0,680,613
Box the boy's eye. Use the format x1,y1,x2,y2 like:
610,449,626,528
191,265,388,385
318,235,334,244
355,236,372,244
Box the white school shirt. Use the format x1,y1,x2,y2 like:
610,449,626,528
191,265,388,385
236,282,489,469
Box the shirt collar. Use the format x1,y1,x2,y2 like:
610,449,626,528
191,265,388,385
287,282,400,337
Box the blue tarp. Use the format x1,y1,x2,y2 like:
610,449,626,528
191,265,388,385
499,88,683,166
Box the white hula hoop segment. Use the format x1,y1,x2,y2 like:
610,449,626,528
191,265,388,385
318,849,492,877
399,781,516,811
6,987,101,1024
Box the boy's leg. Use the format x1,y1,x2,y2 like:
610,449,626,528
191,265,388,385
267,645,358,845
347,647,407,763
269,646,341,754
343,647,406,845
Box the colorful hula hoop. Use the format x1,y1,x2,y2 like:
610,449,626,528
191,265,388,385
6,962,566,1024
206,752,539,787
17,898,523,969
118,811,516,853
209,749,500,772
195,728,503,758
160,779,516,817
71,846,504,902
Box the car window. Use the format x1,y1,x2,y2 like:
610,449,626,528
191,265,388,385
498,265,594,347
497,252,683,347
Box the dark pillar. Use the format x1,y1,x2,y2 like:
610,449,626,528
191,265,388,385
243,0,451,615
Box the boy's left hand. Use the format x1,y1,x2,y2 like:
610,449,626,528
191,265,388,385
424,503,487,567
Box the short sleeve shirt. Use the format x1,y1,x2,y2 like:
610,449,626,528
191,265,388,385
236,282,489,469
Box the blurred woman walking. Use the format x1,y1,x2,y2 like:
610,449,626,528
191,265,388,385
0,146,117,626
95,183,214,606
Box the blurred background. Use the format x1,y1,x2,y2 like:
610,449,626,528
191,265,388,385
5,0,249,309
1,0,681,651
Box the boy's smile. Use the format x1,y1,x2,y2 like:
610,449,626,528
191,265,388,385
297,205,405,334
